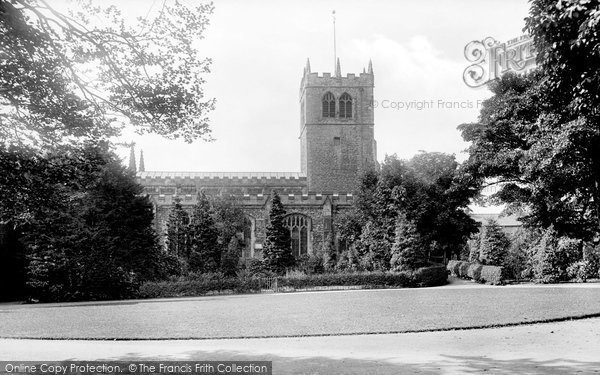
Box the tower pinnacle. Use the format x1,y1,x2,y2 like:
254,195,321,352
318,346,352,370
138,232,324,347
335,58,341,77
128,144,136,172
368,59,373,74
139,149,145,172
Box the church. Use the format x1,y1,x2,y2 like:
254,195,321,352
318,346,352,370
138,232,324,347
137,58,377,259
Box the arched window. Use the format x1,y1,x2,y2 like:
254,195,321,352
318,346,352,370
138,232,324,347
284,214,310,257
322,92,335,118
339,93,352,118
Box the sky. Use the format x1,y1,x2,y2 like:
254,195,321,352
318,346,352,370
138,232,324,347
64,0,532,172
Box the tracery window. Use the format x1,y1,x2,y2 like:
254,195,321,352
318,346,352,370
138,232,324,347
322,92,335,118
284,214,310,257
339,92,353,118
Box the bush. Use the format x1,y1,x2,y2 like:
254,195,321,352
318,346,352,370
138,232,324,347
295,254,324,275
479,220,510,266
528,228,580,283
412,265,447,287
567,261,590,282
137,266,448,299
446,260,505,285
138,274,263,299
447,260,462,276
467,263,483,281
480,265,504,285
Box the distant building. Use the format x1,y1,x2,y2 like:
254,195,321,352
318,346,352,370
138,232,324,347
137,59,377,259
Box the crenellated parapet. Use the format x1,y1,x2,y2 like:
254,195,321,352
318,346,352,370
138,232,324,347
146,190,355,208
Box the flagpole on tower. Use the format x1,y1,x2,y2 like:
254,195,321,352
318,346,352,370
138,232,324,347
332,10,336,72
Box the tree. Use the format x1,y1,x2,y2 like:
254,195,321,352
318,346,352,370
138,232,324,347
166,197,189,258
188,192,219,273
351,153,479,269
459,1,600,239
23,143,164,301
1,0,215,147
322,232,337,271
478,220,510,266
220,237,241,277
390,214,425,272
262,192,294,274
458,71,598,240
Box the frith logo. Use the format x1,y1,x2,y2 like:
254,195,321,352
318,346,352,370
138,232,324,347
463,35,537,88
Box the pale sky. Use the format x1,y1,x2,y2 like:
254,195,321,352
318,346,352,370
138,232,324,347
72,0,532,172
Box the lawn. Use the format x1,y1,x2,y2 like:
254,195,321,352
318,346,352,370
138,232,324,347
1,285,600,339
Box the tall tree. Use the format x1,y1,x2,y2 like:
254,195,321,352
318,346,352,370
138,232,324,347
460,1,600,239
389,214,425,272
188,192,219,273
166,197,189,258
22,143,164,301
262,192,294,274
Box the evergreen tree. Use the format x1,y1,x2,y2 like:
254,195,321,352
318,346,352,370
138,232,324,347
322,232,337,271
220,237,241,277
262,192,294,274
166,197,190,258
478,220,510,266
188,192,219,273
389,214,426,272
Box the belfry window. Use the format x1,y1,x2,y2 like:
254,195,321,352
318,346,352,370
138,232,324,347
322,92,335,118
339,93,353,118
284,214,310,257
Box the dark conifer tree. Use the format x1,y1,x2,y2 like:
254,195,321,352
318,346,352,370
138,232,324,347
262,192,294,274
166,197,190,258
188,192,219,272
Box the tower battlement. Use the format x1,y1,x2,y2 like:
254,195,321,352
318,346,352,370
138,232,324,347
299,58,376,193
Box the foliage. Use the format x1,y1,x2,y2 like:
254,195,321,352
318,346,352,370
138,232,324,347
478,220,510,266
389,214,426,271
294,254,324,275
220,237,241,278
262,192,294,274
20,143,164,301
467,232,481,262
165,197,190,258
348,153,479,270
137,266,448,299
1,0,215,146
504,227,540,280
322,232,337,271
446,260,505,285
188,192,219,273
524,227,581,283
459,0,600,238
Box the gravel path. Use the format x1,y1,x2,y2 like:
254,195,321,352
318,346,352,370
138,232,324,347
2,318,600,374
1,284,600,339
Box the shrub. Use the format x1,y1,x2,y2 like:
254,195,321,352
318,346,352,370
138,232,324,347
446,260,462,276
467,263,483,281
412,265,447,287
446,260,505,285
480,265,504,285
479,220,510,266
528,227,581,283
459,261,471,277
295,254,324,275
467,233,481,262
389,215,426,272
567,261,591,282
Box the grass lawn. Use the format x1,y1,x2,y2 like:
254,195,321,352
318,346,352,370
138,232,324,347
1,285,600,339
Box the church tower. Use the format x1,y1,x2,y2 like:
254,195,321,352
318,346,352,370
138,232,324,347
299,58,376,193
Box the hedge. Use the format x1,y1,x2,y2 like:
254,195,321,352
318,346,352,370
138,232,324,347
137,266,447,299
446,260,504,285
